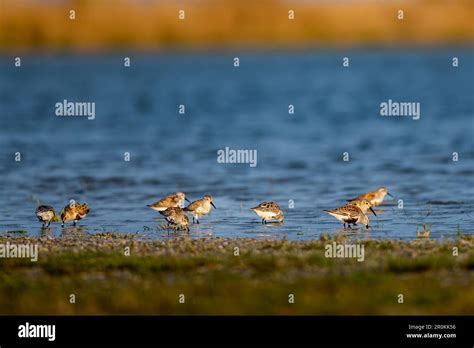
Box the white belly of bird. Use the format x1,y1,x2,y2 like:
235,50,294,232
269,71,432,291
326,212,342,221
195,205,211,216
38,211,54,222
254,210,278,219
373,199,383,206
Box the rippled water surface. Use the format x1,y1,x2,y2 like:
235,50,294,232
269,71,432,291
0,49,473,240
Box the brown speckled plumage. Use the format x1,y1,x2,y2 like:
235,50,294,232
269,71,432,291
159,207,189,231
61,202,90,226
324,205,369,228
147,192,188,212
250,202,284,223
184,195,216,224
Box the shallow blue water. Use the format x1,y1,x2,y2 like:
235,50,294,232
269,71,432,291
0,49,473,240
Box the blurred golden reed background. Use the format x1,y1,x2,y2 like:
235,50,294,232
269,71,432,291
0,0,473,51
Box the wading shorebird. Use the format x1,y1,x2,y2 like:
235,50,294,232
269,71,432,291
346,199,377,217
60,202,90,227
347,187,393,206
35,205,59,228
147,192,190,212
324,205,370,229
184,195,216,224
159,207,190,232
250,202,284,224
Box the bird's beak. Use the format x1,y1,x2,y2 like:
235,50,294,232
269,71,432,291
211,202,217,209
369,207,377,216
387,192,393,198
185,197,191,203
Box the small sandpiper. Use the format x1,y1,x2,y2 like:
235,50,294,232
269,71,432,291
147,192,190,212
346,199,377,216
250,202,284,224
159,207,190,232
184,195,216,224
324,205,370,229
61,202,90,227
35,205,59,228
347,187,393,206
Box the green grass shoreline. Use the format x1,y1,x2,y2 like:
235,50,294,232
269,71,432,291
0,234,473,315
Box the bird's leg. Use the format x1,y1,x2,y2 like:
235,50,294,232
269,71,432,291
262,219,265,224
73,220,77,226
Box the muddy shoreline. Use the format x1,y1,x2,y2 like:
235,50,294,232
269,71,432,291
0,234,473,315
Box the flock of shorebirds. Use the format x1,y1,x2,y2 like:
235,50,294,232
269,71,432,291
324,187,392,229
35,202,90,228
34,187,392,232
